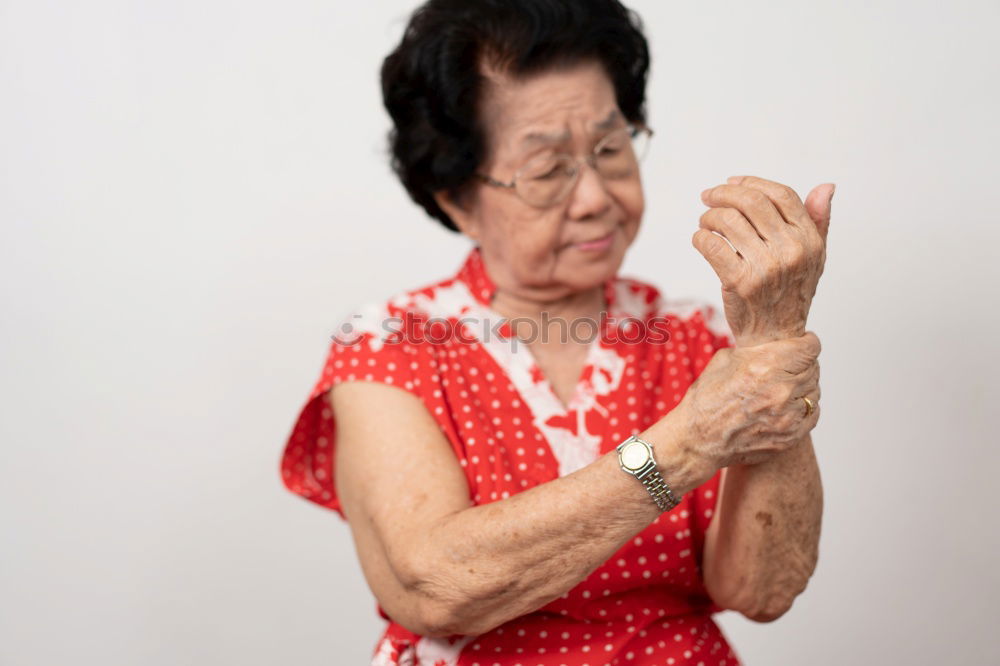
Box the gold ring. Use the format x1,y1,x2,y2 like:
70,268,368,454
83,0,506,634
801,396,815,417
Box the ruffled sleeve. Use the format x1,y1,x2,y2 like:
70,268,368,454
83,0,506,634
278,301,448,521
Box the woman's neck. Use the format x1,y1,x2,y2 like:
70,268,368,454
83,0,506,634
489,285,607,344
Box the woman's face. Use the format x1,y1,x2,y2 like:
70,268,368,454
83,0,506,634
437,59,645,306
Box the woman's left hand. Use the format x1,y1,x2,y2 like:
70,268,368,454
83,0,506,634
693,175,835,347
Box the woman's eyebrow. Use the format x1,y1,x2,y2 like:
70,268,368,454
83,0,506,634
519,129,571,147
517,109,623,147
594,109,623,130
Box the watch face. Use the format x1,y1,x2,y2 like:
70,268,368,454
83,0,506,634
620,441,650,471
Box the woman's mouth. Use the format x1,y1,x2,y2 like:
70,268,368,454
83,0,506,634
574,229,615,251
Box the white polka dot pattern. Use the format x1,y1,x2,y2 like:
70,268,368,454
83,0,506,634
280,245,741,665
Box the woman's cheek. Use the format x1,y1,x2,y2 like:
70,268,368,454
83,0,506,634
628,178,646,220
621,184,644,242
610,178,643,222
506,220,563,269
623,219,641,247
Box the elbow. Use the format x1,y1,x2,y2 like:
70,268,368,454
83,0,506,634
709,581,801,623
745,579,814,623
411,589,501,638
395,552,496,638
376,547,451,638
378,595,465,639
414,598,467,638
413,580,511,638
740,593,797,623
384,574,468,638
393,561,465,638
706,562,815,624
392,521,526,638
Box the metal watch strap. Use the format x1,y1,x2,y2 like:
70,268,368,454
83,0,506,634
618,435,682,512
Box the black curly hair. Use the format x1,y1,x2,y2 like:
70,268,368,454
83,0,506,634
380,0,650,232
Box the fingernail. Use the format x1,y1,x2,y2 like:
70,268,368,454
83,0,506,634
701,187,713,199
727,176,743,184
830,183,836,200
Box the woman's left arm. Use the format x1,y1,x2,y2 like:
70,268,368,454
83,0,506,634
691,174,835,621
701,434,823,621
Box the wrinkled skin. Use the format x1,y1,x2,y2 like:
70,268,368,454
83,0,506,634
693,175,834,348
676,332,822,472
678,175,834,467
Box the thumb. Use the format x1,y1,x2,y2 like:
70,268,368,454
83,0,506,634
804,183,835,242
770,330,822,375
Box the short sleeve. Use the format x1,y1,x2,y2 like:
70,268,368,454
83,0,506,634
278,303,433,521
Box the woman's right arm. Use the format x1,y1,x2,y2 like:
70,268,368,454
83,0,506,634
331,334,820,638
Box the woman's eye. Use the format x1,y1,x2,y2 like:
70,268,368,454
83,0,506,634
524,158,564,180
532,166,562,180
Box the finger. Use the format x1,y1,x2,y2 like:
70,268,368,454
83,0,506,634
692,228,744,286
701,182,788,242
772,332,822,375
785,394,816,426
698,206,768,259
786,367,819,408
803,183,835,244
793,331,822,359
783,363,818,414
796,363,820,399
804,331,822,357
795,400,820,435
726,175,814,231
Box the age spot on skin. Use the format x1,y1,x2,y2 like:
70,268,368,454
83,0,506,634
755,511,774,527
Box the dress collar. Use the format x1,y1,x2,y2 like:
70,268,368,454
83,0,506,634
455,245,618,311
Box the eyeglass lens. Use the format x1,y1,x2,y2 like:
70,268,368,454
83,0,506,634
514,128,650,207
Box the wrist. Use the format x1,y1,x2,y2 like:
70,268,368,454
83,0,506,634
641,410,715,496
735,325,806,347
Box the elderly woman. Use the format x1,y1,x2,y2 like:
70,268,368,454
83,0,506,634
280,1,833,664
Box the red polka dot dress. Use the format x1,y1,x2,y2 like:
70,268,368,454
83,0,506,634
280,245,742,665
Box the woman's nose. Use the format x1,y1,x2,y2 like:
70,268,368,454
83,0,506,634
566,160,613,220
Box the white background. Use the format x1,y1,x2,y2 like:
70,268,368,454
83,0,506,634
2,1,998,664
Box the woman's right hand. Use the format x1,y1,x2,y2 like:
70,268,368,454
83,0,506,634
673,332,822,471
693,177,834,348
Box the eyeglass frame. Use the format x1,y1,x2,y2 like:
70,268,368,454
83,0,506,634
473,123,654,208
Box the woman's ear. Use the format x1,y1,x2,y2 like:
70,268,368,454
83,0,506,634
434,188,480,241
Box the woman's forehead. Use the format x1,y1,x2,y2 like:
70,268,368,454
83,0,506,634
484,106,623,168
514,108,623,147
479,61,621,147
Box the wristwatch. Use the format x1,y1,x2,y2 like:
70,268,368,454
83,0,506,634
616,434,682,512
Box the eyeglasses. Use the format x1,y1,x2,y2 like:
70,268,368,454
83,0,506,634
475,124,653,209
